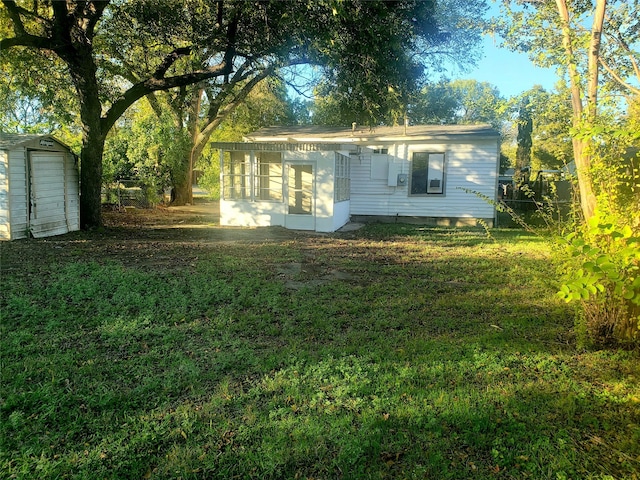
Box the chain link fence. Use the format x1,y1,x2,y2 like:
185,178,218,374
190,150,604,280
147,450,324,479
102,179,167,210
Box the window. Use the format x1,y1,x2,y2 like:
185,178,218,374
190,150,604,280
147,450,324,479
255,152,282,201
334,153,351,202
410,152,445,195
222,151,283,201
223,151,250,200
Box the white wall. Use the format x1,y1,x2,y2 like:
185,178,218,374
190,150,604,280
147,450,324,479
350,139,498,222
8,148,29,239
220,150,350,232
0,150,9,240
64,153,80,232
1,141,80,240
331,200,351,231
220,201,286,228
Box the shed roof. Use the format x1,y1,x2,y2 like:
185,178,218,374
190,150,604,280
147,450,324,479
0,132,70,151
245,124,500,144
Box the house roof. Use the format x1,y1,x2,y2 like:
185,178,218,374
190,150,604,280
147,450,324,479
245,124,500,144
0,132,70,151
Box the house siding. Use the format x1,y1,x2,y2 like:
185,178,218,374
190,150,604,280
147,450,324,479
220,150,345,232
215,125,500,232
349,140,498,222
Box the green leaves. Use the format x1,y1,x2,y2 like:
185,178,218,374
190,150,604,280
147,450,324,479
557,210,640,343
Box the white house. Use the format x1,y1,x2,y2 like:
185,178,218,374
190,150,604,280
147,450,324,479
213,124,500,232
0,133,80,240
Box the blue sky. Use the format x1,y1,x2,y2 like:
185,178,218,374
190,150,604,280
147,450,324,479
454,35,560,99
452,1,560,99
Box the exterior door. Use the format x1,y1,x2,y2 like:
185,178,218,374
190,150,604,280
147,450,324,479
285,162,315,230
29,151,69,238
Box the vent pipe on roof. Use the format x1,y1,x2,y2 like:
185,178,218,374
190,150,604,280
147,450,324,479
351,122,356,135
404,116,409,135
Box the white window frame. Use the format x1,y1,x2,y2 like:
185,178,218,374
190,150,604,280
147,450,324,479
255,152,283,201
409,151,446,196
222,151,251,200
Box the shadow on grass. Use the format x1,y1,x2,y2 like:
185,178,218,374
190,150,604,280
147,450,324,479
2,224,639,479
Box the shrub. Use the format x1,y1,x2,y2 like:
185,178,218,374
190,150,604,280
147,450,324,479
557,212,640,347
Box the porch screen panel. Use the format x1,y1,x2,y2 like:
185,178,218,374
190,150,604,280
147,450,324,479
288,164,313,214
334,153,351,202
223,151,250,200
256,152,283,201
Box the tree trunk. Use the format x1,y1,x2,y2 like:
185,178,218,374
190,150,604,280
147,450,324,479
171,88,204,206
68,51,107,229
171,153,194,205
171,135,211,205
80,132,106,228
555,0,598,222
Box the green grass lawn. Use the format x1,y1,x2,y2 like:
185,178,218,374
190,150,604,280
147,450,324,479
1,223,639,479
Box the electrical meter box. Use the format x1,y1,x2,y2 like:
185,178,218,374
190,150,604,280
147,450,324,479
388,163,407,187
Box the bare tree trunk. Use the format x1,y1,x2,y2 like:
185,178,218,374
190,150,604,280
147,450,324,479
588,0,606,121
172,132,213,204
555,0,599,222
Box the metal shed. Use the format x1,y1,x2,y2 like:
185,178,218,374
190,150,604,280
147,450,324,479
0,133,80,240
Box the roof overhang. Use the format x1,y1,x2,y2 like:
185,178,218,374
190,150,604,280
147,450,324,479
210,142,359,152
0,133,73,152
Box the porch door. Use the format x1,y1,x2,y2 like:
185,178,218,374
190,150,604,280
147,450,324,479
285,162,315,230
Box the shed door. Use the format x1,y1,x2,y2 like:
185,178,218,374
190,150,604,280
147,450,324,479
29,151,69,238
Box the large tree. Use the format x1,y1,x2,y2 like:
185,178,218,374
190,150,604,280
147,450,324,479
2,0,475,226
515,95,533,174
312,0,489,126
511,84,574,171
496,0,640,222
407,79,506,128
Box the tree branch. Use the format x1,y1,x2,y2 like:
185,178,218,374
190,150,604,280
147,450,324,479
1,0,50,34
2,0,25,35
0,33,53,50
202,58,255,120
598,57,640,96
50,1,70,30
81,1,110,39
604,31,640,84
196,65,276,150
110,56,166,120
152,46,192,79
0,1,54,50
101,62,232,134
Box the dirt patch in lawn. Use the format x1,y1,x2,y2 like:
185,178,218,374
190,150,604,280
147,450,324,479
0,204,349,280
103,201,221,229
